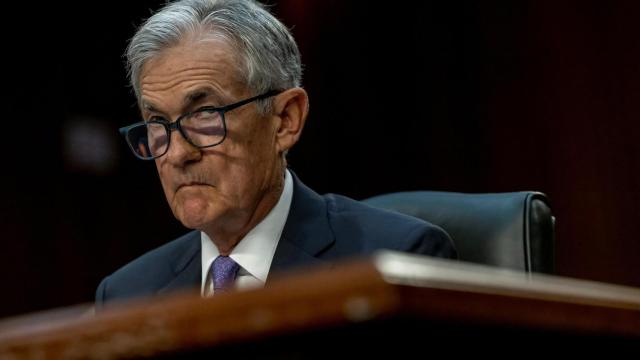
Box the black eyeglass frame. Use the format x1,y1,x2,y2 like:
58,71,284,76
119,89,282,160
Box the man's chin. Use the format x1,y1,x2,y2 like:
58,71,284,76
173,201,215,230
177,213,213,230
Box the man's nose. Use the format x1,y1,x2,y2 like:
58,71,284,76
164,129,202,165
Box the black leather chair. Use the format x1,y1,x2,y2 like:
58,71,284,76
362,191,555,274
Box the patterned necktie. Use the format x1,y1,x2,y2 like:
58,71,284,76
212,255,240,293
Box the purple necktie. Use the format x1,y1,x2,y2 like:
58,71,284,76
212,256,240,293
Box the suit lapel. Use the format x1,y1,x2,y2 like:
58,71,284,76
158,231,202,295
269,171,335,278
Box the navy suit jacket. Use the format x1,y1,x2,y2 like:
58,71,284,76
96,174,456,306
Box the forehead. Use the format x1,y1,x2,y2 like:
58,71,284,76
139,37,244,107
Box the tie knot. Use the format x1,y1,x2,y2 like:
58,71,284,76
212,256,240,293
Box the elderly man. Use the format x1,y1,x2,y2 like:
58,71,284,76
96,0,456,305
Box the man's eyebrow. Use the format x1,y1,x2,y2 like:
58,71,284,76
141,101,160,113
183,88,226,108
140,88,226,114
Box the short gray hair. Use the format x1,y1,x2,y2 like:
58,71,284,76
126,0,302,112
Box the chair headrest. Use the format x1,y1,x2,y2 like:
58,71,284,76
362,191,555,273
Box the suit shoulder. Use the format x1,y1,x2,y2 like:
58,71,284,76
96,231,200,304
324,193,433,230
324,194,456,258
110,230,199,278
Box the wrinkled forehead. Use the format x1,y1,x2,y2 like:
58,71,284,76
138,36,249,109
139,32,246,93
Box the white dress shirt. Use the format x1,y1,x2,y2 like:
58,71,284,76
200,169,293,296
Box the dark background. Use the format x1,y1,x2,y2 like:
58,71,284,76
1,0,639,318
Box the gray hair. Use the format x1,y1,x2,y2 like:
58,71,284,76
126,0,302,113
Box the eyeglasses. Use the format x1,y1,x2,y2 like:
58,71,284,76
119,90,281,160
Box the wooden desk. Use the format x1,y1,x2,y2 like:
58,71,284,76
1,252,639,358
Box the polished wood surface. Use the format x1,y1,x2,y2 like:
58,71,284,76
1,252,639,359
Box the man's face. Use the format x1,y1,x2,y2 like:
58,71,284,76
139,38,283,235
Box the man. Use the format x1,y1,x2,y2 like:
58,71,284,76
96,0,456,305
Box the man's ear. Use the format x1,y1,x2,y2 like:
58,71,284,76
273,87,309,154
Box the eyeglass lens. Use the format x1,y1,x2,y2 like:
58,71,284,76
125,109,225,159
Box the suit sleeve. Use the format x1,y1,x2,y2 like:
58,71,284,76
406,223,458,260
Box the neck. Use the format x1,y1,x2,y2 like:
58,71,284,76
204,170,286,255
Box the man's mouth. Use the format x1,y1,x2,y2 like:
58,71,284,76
176,182,210,191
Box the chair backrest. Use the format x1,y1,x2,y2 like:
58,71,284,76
362,191,555,274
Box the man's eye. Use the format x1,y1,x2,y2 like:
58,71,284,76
196,111,219,120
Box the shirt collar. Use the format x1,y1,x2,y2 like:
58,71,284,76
201,169,294,292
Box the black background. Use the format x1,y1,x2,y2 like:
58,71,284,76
1,0,639,318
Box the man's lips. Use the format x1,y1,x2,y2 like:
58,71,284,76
175,182,211,191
